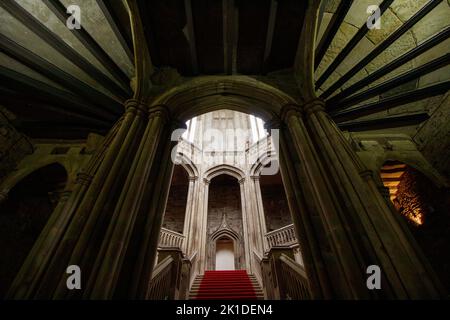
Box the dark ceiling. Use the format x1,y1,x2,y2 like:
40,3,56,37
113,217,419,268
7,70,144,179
138,0,307,76
0,0,448,140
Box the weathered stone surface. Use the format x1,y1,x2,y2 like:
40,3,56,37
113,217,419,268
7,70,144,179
316,22,359,79
0,106,34,183
60,0,134,77
419,65,450,88
390,0,429,22
343,0,383,28
366,31,416,74
414,92,450,179
366,8,402,45
411,1,450,43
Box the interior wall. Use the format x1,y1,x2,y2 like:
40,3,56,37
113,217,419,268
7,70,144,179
385,164,450,292
0,163,67,297
162,165,189,234
260,172,292,231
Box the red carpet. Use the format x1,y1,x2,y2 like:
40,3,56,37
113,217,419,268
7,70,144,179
193,270,258,300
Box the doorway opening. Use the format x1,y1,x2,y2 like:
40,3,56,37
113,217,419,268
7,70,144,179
215,237,235,270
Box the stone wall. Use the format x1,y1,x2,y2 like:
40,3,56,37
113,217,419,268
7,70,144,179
207,175,243,237
414,92,450,180
394,167,450,291
0,106,34,183
260,184,291,231
162,184,188,234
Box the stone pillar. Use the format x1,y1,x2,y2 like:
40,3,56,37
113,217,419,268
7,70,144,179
6,115,129,299
239,177,251,271
298,98,443,299
54,100,148,299
182,176,198,255
84,104,175,299
268,114,337,299
198,178,209,274
251,175,268,252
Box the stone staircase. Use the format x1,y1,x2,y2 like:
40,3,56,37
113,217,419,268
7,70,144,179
189,270,264,300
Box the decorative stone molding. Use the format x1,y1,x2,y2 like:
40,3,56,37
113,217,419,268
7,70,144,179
279,103,302,122
124,99,147,115
303,98,326,117
148,104,171,123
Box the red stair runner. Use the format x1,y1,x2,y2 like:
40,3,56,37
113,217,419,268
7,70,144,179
193,270,257,300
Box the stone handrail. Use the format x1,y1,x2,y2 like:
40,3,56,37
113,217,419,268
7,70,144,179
278,254,311,299
159,227,185,249
146,255,175,299
265,224,297,248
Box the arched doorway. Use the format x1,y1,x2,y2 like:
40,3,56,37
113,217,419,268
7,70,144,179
215,237,235,270
0,163,67,297
207,174,244,271
380,160,450,292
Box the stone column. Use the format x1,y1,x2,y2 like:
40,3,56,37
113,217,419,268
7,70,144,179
85,104,174,299
55,100,148,299
182,176,198,255
251,175,268,252
6,114,129,299
268,114,337,299
198,178,210,274
300,98,443,299
239,177,251,271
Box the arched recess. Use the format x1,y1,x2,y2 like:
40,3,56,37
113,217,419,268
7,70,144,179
200,168,250,274
0,162,68,297
373,153,448,191
379,159,450,293
0,159,75,197
204,164,246,183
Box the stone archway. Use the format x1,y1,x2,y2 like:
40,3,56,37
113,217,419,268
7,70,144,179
7,75,446,300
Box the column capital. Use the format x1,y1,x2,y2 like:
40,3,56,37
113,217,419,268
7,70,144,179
148,104,171,123
188,176,198,182
250,175,260,181
279,103,302,123
303,98,326,117
238,177,246,185
203,178,210,185
124,99,147,116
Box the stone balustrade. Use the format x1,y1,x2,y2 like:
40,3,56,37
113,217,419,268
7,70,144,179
265,224,297,248
159,227,185,249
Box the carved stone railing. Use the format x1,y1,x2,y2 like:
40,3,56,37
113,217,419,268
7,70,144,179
265,224,297,248
146,255,176,299
158,228,185,249
147,249,195,300
278,254,311,300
